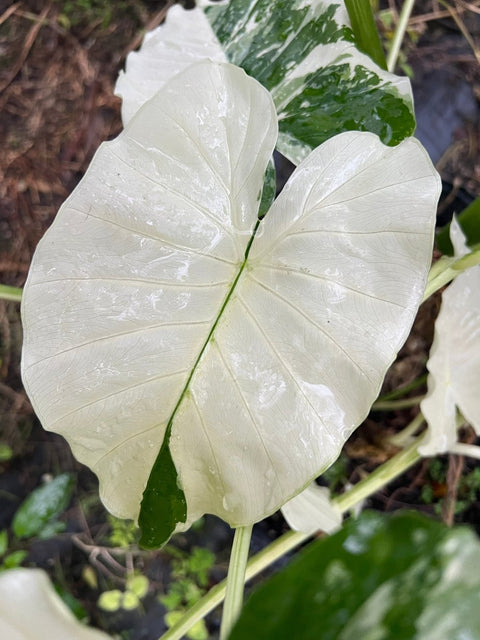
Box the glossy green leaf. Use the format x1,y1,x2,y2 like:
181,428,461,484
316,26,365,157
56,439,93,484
0,569,110,639
231,510,480,640
22,62,439,547
12,473,74,540
206,0,415,164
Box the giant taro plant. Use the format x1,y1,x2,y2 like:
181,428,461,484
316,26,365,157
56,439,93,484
16,0,451,637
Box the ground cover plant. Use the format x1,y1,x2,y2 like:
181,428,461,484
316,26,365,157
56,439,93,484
1,0,480,638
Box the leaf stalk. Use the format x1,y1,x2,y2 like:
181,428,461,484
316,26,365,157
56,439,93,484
219,524,253,640
0,285,22,303
386,0,416,72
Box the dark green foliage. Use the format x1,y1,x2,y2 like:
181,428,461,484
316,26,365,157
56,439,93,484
12,473,74,540
231,510,480,640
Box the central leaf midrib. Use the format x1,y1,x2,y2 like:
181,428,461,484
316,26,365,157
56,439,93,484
164,217,261,438
138,217,262,548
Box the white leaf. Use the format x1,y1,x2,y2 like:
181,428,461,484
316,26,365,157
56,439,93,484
0,569,110,640
281,484,341,534
22,61,440,536
115,5,226,126
419,218,480,455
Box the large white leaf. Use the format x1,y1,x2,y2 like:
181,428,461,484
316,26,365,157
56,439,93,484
0,569,110,640
22,61,440,545
115,5,226,125
419,219,480,455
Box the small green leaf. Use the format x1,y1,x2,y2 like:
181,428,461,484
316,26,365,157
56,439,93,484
98,590,123,612
12,473,74,540
126,574,149,599
187,618,209,640
165,610,184,628
230,511,480,640
0,530,8,556
161,589,183,611
122,591,140,610
2,550,27,569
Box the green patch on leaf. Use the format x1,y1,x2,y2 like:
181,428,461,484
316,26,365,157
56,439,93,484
258,159,276,219
278,64,415,156
139,431,187,549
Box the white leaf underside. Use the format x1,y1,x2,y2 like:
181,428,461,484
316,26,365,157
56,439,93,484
0,569,110,640
22,62,440,528
420,219,480,455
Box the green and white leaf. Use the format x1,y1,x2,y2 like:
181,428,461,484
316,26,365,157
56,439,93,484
419,218,480,455
0,569,110,639
115,1,415,165
22,62,439,547
230,511,480,640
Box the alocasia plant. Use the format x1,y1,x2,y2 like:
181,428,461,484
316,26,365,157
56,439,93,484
21,59,441,549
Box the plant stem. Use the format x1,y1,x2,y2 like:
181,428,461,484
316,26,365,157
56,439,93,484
422,247,480,303
160,436,425,640
389,411,424,447
375,374,427,402
0,285,22,303
386,0,415,72
344,0,387,70
372,395,423,411
450,443,480,460
219,524,253,640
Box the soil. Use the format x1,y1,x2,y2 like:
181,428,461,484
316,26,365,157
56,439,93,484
0,1,479,638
